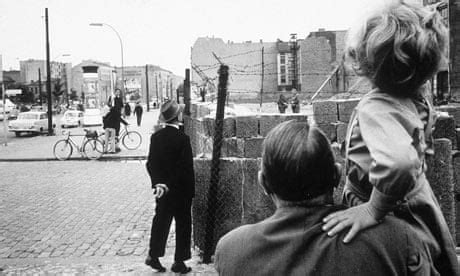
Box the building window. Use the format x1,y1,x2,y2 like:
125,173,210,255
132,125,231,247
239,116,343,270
278,53,288,85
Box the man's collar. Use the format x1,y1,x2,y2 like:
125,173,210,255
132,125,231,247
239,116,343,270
163,123,180,129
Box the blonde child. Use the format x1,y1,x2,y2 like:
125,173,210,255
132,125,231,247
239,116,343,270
321,1,458,274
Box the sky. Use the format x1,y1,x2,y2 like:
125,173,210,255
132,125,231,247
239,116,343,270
0,0,381,77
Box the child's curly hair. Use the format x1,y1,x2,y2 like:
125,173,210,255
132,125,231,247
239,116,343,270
347,0,448,98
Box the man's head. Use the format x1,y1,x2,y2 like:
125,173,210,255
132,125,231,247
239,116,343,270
159,100,183,124
260,120,340,202
115,89,121,97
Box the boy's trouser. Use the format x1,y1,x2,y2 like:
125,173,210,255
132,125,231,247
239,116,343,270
104,128,116,152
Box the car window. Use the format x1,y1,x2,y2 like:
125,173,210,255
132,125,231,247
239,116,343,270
40,114,47,120
18,113,38,120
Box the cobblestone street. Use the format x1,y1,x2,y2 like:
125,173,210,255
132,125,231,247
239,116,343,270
0,161,216,274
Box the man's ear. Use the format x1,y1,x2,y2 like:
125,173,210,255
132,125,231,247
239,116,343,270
333,162,342,188
258,170,271,195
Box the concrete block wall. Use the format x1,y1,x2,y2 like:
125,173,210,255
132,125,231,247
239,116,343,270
312,98,359,144
189,101,460,253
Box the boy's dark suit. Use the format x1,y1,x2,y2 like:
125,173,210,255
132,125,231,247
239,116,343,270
146,125,195,261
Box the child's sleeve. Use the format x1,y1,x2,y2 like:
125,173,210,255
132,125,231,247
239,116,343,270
358,101,422,215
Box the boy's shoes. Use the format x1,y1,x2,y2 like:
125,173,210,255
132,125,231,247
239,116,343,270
171,261,192,273
145,256,166,272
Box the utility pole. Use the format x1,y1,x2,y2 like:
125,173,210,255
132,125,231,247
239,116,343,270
184,68,191,116
1,54,6,146
145,65,150,112
155,73,159,106
45,8,53,135
38,68,43,106
260,47,264,111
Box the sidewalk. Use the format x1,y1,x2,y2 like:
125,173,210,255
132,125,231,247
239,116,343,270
0,110,160,161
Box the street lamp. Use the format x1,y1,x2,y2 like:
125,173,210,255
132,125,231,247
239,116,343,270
89,22,125,99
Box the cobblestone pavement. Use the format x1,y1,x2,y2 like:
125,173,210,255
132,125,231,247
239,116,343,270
0,161,216,274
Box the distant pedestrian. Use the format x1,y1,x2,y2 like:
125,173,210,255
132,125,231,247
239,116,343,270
145,100,195,274
277,94,288,113
134,101,143,126
124,102,131,117
102,107,128,153
290,93,300,113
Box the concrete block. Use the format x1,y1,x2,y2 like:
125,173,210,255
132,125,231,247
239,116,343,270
194,118,206,136
196,133,213,158
204,116,236,138
457,128,460,150
436,105,460,127
190,103,198,118
312,100,338,125
316,123,337,143
258,115,285,137
222,138,244,158
243,137,265,158
331,142,346,204
203,117,215,137
235,116,259,138
426,138,455,238
453,152,460,244
336,98,360,123
192,158,245,252
433,115,457,150
334,122,348,145
242,158,275,224
223,117,236,138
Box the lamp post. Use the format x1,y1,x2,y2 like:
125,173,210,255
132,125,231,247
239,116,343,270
89,23,124,99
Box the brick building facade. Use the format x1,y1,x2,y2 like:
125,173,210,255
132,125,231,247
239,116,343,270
191,30,365,103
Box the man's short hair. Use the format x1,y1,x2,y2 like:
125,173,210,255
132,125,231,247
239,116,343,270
262,120,337,201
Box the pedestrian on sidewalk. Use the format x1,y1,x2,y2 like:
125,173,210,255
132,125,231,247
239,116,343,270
290,92,300,113
124,102,131,117
145,99,195,274
134,101,143,126
102,107,128,153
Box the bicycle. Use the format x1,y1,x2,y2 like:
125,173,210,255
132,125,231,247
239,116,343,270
53,129,104,160
100,124,142,151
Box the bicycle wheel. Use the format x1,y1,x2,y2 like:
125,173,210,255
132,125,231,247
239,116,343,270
53,140,73,160
122,131,142,150
83,139,104,160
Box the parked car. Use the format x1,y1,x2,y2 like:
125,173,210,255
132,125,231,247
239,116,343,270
60,110,83,128
82,108,103,126
0,99,18,120
8,111,55,137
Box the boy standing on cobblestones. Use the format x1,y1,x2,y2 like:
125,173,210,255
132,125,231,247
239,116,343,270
145,100,195,274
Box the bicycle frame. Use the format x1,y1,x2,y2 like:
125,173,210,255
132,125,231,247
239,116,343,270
62,131,90,156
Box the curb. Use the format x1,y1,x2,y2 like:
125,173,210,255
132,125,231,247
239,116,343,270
0,155,147,162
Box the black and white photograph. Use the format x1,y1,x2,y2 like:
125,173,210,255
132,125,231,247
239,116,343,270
1,0,459,274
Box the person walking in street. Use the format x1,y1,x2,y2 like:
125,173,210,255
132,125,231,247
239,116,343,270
321,1,458,275
102,107,128,153
112,88,124,112
215,121,437,275
124,102,131,117
277,94,288,113
145,99,195,274
290,93,300,113
134,101,143,127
